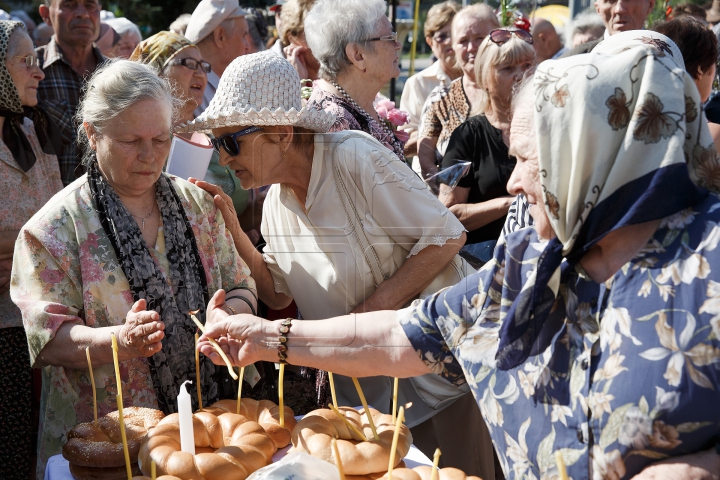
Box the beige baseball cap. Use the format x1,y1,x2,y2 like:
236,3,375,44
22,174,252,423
185,0,248,43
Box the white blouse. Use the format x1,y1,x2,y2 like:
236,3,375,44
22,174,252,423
261,131,464,321
261,131,466,425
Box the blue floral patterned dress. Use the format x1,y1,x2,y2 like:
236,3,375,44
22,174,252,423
400,194,720,480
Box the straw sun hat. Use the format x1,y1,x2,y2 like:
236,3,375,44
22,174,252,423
176,51,335,134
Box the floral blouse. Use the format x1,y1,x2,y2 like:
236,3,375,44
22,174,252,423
11,175,254,479
399,193,720,479
306,86,407,162
0,118,63,329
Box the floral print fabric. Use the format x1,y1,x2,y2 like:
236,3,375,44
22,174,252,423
399,196,720,479
11,175,254,479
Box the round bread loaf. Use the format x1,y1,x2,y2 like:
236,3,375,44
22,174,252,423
202,398,296,449
291,407,412,475
132,476,183,480
375,466,482,480
63,407,165,468
138,402,284,480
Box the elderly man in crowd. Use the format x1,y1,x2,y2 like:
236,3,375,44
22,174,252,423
563,0,655,55
532,18,566,61
37,0,104,186
185,0,250,115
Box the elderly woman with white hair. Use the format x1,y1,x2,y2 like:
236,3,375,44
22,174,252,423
11,59,257,478
184,50,498,478
200,32,720,480
303,0,407,162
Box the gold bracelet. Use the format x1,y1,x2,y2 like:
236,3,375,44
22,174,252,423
277,318,292,364
224,304,237,315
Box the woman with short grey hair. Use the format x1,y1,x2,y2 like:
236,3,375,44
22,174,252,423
11,59,257,475
304,0,407,162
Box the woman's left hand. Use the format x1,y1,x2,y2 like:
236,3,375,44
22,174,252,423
284,43,309,79
631,448,720,480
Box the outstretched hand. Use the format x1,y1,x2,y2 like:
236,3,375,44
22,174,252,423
196,313,268,367
188,178,243,242
118,299,165,358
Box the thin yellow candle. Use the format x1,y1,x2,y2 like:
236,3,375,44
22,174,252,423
430,448,441,480
328,404,369,441
387,406,405,479
351,377,379,441
110,333,132,480
195,333,202,411
85,347,98,426
332,438,346,480
392,377,399,424
328,372,338,408
236,366,245,414
555,451,568,480
278,363,285,428
151,460,156,480
190,312,238,380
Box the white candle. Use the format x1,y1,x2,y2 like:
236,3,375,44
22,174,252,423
178,380,195,455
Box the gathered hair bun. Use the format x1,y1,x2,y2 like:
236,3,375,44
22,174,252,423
291,407,412,476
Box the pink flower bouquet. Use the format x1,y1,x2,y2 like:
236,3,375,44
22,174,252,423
375,99,410,143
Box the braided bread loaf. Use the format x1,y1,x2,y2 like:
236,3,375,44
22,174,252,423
138,399,294,480
375,467,482,480
203,398,296,449
63,407,165,469
291,407,412,475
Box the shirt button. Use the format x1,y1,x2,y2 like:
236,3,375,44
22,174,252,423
581,358,589,370
577,427,585,443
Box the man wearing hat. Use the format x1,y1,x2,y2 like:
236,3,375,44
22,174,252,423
185,0,251,115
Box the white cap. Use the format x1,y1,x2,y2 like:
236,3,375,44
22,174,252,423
185,0,248,43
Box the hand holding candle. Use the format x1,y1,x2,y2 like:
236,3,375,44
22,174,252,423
190,310,238,380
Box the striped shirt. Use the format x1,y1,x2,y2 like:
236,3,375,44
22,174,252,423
498,194,534,243
36,38,105,186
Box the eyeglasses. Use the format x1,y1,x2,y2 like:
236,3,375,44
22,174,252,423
13,55,39,68
210,126,263,156
366,32,398,43
431,32,451,43
171,58,212,73
489,28,533,46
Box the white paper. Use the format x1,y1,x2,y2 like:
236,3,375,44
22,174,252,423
166,133,214,181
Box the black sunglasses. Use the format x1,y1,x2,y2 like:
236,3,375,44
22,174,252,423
489,28,533,46
172,57,212,73
210,126,263,156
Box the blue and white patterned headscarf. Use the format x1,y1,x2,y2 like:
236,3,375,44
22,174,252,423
495,31,715,370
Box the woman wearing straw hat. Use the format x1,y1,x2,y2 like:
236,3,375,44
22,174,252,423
183,51,497,477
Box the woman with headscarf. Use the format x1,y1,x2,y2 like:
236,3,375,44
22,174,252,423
0,20,63,479
11,59,256,479
200,32,720,479
130,31,253,242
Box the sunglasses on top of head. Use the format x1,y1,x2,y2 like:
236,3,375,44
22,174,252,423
489,28,533,46
210,126,263,156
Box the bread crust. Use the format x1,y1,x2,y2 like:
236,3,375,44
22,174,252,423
290,407,413,475
138,399,294,480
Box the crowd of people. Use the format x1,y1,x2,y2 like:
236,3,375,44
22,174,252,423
2,0,720,479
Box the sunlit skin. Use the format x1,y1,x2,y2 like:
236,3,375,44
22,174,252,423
595,0,656,35
485,57,535,124
365,17,402,82
695,63,716,103
111,31,142,59
85,98,173,199
6,31,45,107
162,46,208,123
452,15,496,78
41,0,101,49
426,21,460,78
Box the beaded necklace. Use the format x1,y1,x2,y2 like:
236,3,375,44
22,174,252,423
330,80,406,162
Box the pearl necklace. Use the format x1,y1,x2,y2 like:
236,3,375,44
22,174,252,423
330,80,405,161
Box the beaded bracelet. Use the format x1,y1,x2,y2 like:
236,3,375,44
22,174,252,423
277,318,292,364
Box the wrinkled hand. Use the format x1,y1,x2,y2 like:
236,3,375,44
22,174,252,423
189,178,243,243
118,299,165,358
0,257,11,294
197,313,267,367
284,43,309,79
205,288,230,327
631,449,720,480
